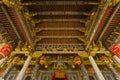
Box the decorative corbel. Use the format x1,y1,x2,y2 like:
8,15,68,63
33,37,41,46
25,12,37,20
109,0,120,6
112,32,120,35
21,42,28,51
31,20,41,26
99,0,107,9
2,0,14,7
15,40,22,51
79,28,86,33
98,41,106,51
78,37,85,43
106,39,113,44
32,28,41,37
79,19,87,23
92,42,99,51
90,12,95,20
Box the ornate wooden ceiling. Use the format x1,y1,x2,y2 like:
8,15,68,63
21,0,99,51
0,0,120,51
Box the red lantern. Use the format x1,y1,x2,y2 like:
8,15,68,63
74,57,81,65
40,56,46,65
0,43,12,58
89,68,94,74
26,68,31,74
110,44,120,56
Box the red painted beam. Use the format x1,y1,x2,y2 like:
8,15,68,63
10,8,30,44
90,6,113,44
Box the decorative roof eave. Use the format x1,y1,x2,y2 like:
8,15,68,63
1,0,34,50
85,0,111,50
97,2,120,43
0,4,22,41
11,7,34,50
21,1,100,6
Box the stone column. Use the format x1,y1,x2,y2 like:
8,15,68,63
80,64,89,80
15,56,32,80
89,56,105,80
113,55,120,64
108,64,120,80
0,57,8,66
1,57,17,79
32,64,39,80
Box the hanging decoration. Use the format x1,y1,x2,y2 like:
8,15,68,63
26,68,31,74
110,44,120,56
40,56,46,65
74,57,81,65
89,67,94,74
0,43,13,58
100,56,107,61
